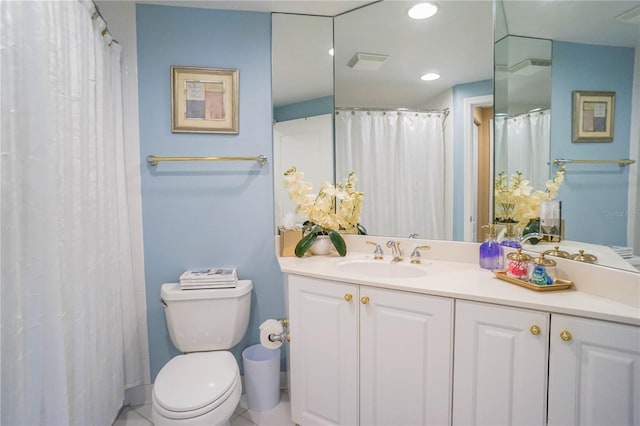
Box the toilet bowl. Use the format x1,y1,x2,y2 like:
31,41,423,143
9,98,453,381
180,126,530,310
152,281,252,426
152,352,241,425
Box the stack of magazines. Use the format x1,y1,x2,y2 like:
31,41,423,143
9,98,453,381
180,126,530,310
179,268,238,289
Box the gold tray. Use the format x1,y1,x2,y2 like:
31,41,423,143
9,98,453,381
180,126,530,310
493,270,574,292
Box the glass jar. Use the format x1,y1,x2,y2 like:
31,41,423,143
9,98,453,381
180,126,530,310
505,249,532,280
529,253,557,285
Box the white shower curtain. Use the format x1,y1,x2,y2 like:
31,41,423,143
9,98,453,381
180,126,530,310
335,110,446,239
1,2,144,425
494,110,551,190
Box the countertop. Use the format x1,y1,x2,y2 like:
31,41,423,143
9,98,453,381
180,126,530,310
278,248,640,327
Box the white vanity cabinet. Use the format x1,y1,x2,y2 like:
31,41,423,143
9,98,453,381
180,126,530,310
288,274,453,426
547,315,640,426
453,300,550,425
288,275,359,425
453,300,640,426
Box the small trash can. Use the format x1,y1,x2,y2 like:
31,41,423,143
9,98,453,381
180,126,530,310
242,344,281,411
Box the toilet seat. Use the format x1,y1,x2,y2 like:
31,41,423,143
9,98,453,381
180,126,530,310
153,351,240,420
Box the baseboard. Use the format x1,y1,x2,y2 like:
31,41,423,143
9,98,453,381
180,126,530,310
124,383,153,406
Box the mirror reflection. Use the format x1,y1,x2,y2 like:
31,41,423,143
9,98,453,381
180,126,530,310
495,0,639,272
494,35,552,192
272,13,334,226
333,0,493,240
271,0,639,272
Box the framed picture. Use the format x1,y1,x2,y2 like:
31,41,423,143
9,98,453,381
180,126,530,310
572,90,615,142
171,66,239,134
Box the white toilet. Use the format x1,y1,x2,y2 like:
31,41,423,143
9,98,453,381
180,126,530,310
152,280,252,426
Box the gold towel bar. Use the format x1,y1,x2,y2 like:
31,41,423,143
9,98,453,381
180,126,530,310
147,155,268,167
552,158,635,167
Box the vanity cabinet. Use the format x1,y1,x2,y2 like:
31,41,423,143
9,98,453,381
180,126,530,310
547,315,640,426
453,300,550,425
453,300,640,426
288,275,453,426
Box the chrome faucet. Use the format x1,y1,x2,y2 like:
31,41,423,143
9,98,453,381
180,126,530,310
386,240,403,262
410,245,431,264
366,241,384,260
518,233,544,244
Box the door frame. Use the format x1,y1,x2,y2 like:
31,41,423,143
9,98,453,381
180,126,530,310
463,95,493,242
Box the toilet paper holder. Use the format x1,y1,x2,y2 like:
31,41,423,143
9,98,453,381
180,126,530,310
268,318,290,343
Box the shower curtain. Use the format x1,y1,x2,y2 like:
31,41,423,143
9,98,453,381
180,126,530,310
1,2,144,424
335,110,446,239
494,110,551,190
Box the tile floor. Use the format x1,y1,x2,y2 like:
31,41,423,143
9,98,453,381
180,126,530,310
113,390,294,426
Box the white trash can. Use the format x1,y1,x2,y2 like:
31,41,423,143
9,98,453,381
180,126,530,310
242,344,281,411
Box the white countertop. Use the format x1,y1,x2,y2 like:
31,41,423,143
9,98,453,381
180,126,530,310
278,242,640,327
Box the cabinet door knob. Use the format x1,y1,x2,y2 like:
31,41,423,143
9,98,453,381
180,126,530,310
360,296,370,305
560,330,572,341
344,294,353,302
530,325,541,335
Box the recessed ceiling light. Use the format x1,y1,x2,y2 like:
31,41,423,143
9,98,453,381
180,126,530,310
328,48,334,56
408,2,439,20
420,73,440,81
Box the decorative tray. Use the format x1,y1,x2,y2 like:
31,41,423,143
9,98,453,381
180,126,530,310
493,270,574,292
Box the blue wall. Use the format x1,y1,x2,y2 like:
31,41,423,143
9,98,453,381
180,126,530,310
274,96,334,122
551,41,634,245
452,79,493,241
136,5,284,380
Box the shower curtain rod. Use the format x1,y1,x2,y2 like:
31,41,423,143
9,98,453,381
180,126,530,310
90,1,118,46
495,109,549,119
336,107,450,116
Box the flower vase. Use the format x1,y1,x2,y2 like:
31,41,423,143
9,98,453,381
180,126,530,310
310,235,332,255
521,218,541,245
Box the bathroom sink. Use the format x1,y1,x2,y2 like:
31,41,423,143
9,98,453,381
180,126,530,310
336,260,426,278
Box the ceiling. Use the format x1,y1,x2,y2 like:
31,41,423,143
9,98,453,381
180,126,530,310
140,0,639,109
136,0,372,16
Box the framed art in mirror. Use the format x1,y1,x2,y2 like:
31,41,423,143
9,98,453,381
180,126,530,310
572,90,615,142
171,66,239,134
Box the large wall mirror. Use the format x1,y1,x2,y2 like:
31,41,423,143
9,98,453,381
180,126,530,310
495,0,639,272
272,0,639,273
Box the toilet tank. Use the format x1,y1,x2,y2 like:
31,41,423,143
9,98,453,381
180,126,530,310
160,280,252,352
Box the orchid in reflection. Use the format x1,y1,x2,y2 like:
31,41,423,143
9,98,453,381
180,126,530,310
494,168,565,226
284,167,365,257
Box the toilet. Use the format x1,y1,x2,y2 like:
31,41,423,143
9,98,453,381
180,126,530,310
152,280,252,426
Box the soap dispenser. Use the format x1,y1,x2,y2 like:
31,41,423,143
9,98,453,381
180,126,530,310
479,224,504,270
500,223,522,249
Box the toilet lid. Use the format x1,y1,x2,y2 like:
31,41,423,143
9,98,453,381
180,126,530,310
154,351,238,413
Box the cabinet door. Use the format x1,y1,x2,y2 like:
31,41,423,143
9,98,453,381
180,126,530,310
359,287,453,426
453,300,549,426
288,275,359,426
548,315,640,426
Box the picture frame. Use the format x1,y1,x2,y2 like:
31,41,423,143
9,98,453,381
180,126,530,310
572,90,615,142
171,66,239,134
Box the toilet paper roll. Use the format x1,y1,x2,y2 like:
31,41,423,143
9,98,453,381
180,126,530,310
259,319,284,349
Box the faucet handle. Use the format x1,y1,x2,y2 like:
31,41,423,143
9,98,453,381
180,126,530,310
366,241,384,260
410,245,431,264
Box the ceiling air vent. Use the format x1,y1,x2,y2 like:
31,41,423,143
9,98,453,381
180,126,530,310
509,58,551,76
616,6,640,24
347,52,390,71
